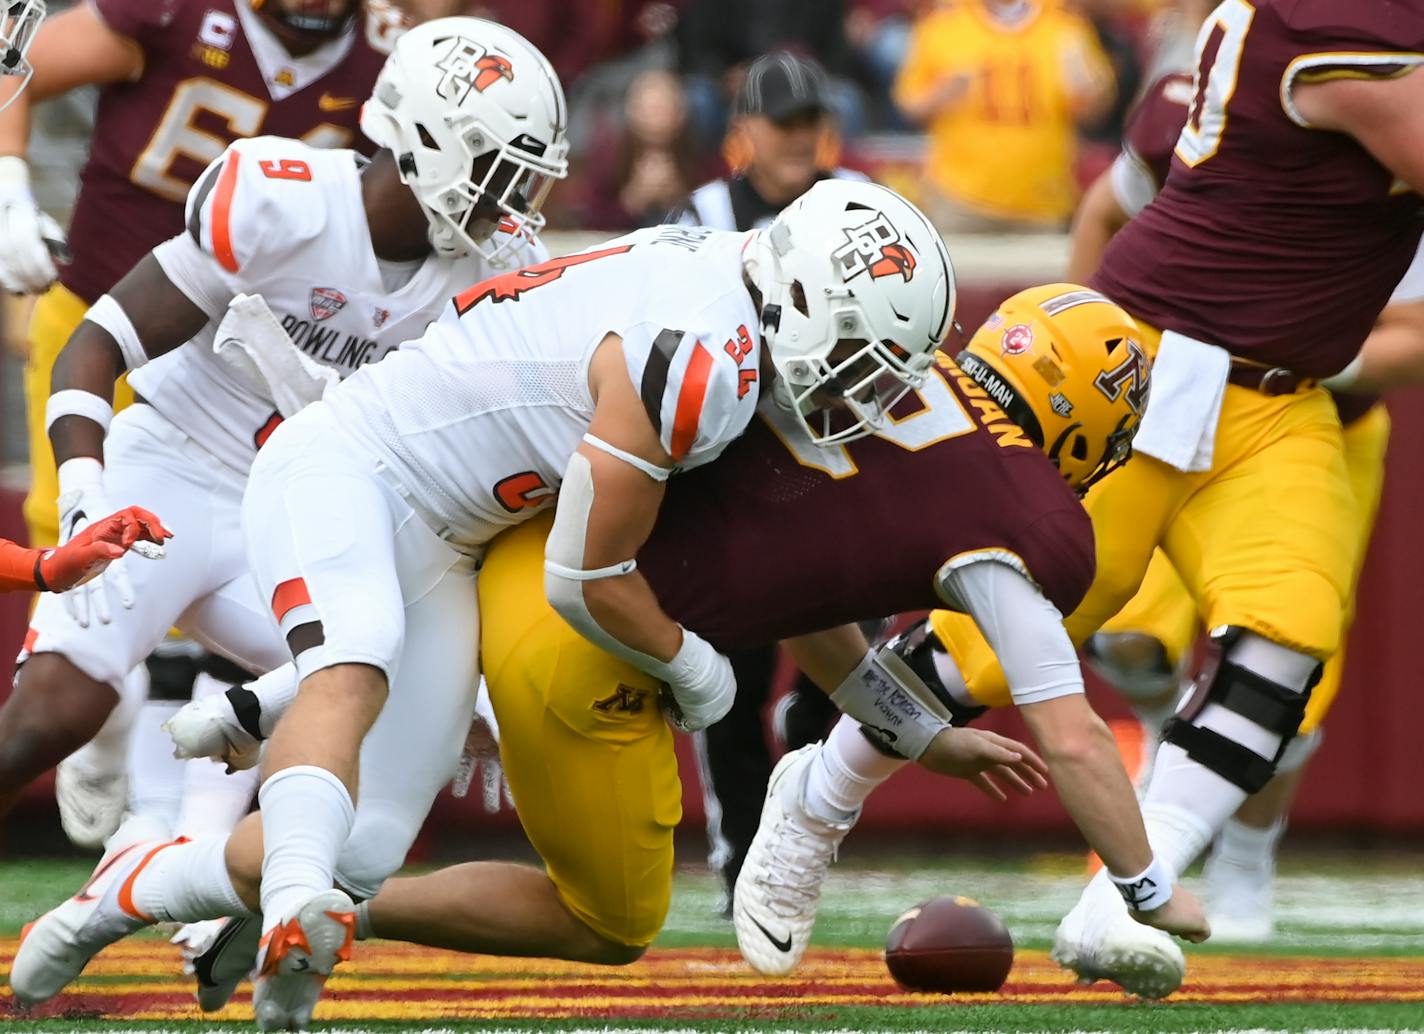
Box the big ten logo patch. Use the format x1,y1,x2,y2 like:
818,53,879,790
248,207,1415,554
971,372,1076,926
723,324,757,399
832,211,916,284
434,35,515,105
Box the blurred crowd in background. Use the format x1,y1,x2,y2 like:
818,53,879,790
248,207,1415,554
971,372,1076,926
2,0,1214,466
405,0,1213,234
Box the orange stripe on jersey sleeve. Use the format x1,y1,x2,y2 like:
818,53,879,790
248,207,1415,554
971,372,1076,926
210,151,242,273
271,577,312,623
669,342,714,462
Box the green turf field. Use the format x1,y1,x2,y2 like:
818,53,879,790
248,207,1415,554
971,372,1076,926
3,853,1422,1033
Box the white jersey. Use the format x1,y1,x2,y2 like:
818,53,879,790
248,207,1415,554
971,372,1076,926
133,135,545,474
324,224,764,548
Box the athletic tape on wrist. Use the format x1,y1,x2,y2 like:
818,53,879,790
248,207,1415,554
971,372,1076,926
830,650,949,761
85,293,149,371
45,389,113,434
1109,856,1174,912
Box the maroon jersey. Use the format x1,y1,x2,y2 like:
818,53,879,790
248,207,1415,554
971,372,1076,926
1095,0,1424,377
61,0,401,304
638,359,1095,652
1122,72,1193,188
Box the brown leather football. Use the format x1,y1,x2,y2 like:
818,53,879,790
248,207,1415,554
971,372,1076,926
884,895,1015,994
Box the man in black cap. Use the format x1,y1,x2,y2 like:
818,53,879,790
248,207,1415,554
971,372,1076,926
673,50,867,232
670,49,868,916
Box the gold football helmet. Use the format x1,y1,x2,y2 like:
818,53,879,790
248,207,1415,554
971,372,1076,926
957,284,1149,491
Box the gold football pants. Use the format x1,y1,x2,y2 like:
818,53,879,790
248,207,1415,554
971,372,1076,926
22,282,133,546
932,355,1359,712
478,512,681,948
1090,403,1389,734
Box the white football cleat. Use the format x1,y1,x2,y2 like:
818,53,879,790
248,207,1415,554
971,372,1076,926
252,889,355,1032
9,830,177,1004
733,744,856,976
1051,869,1185,1000
1202,841,1275,944
189,914,262,1012
55,753,128,850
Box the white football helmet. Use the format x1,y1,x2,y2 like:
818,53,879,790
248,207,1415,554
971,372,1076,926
0,0,45,114
743,179,956,445
360,16,568,264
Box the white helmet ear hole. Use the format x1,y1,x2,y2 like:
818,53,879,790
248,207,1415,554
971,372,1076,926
415,123,440,150
790,281,809,317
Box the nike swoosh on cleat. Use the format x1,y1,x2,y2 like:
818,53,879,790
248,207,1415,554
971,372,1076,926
194,916,250,990
751,916,793,953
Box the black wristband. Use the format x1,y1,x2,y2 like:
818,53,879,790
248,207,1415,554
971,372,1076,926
32,550,52,592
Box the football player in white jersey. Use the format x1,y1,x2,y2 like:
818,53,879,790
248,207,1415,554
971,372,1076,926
0,5,562,919
11,179,956,1029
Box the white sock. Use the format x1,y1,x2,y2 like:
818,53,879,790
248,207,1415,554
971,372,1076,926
175,674,260,838
1141,741,1246,858
1142,799,1215,877
803,715,906,821
127,700,185,830
258,765,355,924
68,666,148,773
131,835,251,923
1214,816,1284,871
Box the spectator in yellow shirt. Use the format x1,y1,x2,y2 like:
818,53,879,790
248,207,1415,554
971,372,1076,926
895,0,1114,231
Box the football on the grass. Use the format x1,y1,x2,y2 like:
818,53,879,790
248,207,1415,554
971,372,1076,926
884,895,1014,993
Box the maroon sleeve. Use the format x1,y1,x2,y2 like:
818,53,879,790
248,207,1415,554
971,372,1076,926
92,0,184,47
1121,73,1192,188
1014,504,1096,618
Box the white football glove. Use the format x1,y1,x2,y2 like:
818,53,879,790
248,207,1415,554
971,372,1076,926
163,690,263,772
451,678,514,813
0,155,68,294
660,629,736,733
55,458,136,628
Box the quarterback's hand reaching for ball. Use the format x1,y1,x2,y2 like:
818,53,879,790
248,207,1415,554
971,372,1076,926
1133,885,1211,943
917,726,1050,802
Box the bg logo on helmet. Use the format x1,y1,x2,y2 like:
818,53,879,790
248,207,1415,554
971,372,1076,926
435,37,515,104
833,212,917,284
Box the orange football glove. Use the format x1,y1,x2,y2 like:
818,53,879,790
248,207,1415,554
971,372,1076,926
38,506,175,592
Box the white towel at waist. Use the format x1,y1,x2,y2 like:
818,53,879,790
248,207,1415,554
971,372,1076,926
1131,329,1230,473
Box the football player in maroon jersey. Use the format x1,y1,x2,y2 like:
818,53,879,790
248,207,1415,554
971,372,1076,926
151,285,1206,1010
915,0,1424,999
0,0,401,850
1067,66,1422,944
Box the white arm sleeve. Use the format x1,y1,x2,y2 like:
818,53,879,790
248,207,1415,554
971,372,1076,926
942,559,1084,706
1108,149,1160,219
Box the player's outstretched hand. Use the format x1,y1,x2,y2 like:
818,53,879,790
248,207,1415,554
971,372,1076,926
1133,884,1211,944
42,506,175,593
917,726,1051,802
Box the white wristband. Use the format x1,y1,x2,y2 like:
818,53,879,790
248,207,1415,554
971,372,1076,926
830,649,949,760
85,293,149,371
1108,856,1174,912
0,154,33,204
46,389,113,434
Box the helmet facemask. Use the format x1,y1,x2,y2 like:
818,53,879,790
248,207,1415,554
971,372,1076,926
751,218,941,447
0,0,44,115
400,113,567,265
362,19,570,267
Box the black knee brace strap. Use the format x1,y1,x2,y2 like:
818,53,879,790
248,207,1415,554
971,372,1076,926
1162,632,1319,794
